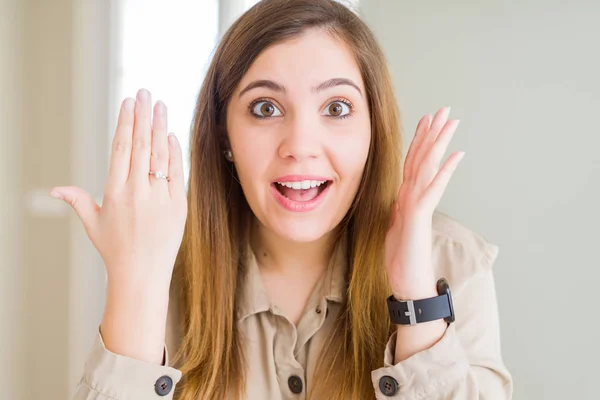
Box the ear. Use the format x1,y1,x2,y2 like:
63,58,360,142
217,124,231,152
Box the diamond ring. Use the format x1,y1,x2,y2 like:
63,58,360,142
149,170,170,181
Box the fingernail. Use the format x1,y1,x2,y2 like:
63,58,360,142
156,100,166,116
123,98,135,111
49,190,64,200
137,88,149,101
458,151,466,160
168,133,177,146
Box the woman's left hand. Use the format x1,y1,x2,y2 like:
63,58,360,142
385,107,464,300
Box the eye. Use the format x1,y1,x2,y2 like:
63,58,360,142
250,100,282,118
321,100,352,118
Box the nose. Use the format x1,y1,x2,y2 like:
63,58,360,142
277,114,323,161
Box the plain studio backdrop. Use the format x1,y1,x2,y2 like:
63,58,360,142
1,0,598,399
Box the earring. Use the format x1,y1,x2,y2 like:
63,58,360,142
224,149,233,162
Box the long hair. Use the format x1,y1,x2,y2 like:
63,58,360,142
172,1,402,398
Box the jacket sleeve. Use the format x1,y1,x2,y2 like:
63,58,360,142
72,328,182,400
371,242,513,399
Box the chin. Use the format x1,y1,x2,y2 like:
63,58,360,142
268,218,335,243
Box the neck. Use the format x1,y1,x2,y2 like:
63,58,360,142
249,217,338,276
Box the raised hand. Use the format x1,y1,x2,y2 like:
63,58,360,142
384,106,464,363
385,106,464,300
50,88,188,363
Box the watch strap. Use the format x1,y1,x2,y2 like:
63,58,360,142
387,293,452,325
387,278,455,325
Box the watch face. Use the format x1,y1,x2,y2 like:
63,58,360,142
436,278,455,323
436,278,450,295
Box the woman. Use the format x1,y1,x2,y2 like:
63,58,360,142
54,0,512,398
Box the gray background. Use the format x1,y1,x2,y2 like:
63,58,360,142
361,1,600,398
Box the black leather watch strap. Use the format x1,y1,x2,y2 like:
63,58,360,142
387,278,455,325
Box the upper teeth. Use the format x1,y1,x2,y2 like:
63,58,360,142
276,180,327,190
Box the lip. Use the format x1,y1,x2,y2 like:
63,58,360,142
270,180,332,212
272,174,331,183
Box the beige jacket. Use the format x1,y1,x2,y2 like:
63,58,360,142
73,212,513,399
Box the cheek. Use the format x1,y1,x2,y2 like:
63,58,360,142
228,113,279,160
228,116,272,180
329,128,371,185
229,135,275,205
232,151,267,192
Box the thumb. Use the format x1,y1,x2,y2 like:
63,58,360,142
49,186,100,232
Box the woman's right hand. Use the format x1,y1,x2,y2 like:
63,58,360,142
50,88,188,363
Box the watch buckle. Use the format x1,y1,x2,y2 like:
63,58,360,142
404,300,417,325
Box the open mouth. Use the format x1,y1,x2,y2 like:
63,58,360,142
272,180,331,202
270,178,333,212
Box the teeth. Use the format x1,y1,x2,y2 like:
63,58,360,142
276,179,327,189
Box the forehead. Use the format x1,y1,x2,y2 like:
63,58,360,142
237,28,364,93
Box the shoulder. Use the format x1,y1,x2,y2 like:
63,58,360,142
431,210,500,294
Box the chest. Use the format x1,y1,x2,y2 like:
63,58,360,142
237,302,340,400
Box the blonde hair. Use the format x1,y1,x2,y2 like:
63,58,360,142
173,0,403,398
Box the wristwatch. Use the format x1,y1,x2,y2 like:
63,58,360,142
387,278,455,325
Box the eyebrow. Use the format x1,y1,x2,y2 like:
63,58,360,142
238,77,363,99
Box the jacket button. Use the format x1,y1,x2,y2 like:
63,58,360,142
155,375,173,396
378,375,399,396
288,375,303,394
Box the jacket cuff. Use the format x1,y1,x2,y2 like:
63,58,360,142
80,329,183,399
371,324,469,399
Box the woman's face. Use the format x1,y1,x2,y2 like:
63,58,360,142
226,28,371,243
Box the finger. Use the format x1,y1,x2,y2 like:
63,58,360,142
413,107,451,171
49,186,100,235
106,98,135,190
404,114,431,182
430,119,460,171
415,119,460,187
150,100,169,187
167,133,186,200
130,88,153,184
422,151,465,208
